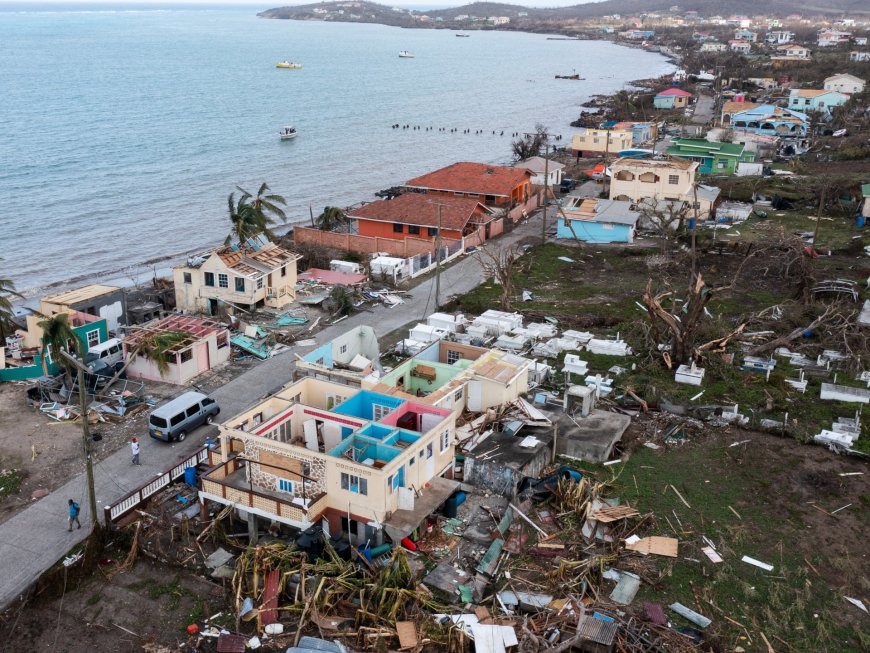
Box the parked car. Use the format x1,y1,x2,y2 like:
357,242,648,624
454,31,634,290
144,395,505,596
559,178,577,193
148,391,219,442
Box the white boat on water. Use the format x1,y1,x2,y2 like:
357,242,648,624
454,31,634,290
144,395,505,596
398,50,415,58
279,126,297,140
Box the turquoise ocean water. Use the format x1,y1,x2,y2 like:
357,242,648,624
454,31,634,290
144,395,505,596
0,8,673,293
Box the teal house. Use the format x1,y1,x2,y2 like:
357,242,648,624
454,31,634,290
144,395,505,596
666,139,753,176
0,313,108,382
556,198,639,244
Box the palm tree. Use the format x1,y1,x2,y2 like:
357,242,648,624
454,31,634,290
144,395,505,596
0,273,23,342
37,313,82,387
225,191,258,245
226,183,288,245
102,330,190,391
315,206,347,231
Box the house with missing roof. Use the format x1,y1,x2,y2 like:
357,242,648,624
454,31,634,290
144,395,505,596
347,193,501,245
38,284,127,333
363,339,531,414
200,375,459,544
609,157,719,220
653,88,692,110
788,89,849,117
403,161,536,223
122,314,231,385
173,235,301,316
295,325,382,387
556,198,639,243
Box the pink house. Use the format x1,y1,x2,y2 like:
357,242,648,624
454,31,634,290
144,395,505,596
122,315,231,385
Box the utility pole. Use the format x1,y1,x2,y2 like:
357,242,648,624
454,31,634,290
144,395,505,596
435,204,443,310
427,200,450,311
60,350,98,529
542,143,549,243
603,129,611,197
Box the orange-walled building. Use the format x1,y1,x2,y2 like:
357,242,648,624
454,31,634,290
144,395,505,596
404,161,533,208
348,193,493,242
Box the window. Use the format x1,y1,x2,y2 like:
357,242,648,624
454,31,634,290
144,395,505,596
256,277,264,290
341,473,368,495
440,429,450,453
170,413,184,427
408,225,420,235
426,443,433,459
218,273,228,289
86,329,100,347
185,405,199,418
419,450,425,461
280,265,287,277
339,344,348,354
179,349,193,363
668,175,680,185
372,403,392,421
393,223,404,233
484,195,496,204
409,455,415,466
446,349,461,365
204,272,215,287
428,227,438,237
454,389,463,402
392,473,401,490
252,412,263,426
278,478,295,494
387,474,395,492
716,161,726,169
183,272,192,284
234,277,245,292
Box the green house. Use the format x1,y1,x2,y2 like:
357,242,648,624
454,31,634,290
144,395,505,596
666,139,753,176
0,314,108,382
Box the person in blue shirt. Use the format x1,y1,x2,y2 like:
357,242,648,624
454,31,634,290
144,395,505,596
67,499,81,531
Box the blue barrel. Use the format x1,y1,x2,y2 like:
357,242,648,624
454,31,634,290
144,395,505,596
443,494,458,518
184,466,197,486
454,491,467,508
688,217,696,230
858,216,866,228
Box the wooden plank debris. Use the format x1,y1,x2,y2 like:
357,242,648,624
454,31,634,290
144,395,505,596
626,536,679,557
396,621,418,649
591,505,640,523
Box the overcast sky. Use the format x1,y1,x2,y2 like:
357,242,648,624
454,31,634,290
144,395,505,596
4,0,603,9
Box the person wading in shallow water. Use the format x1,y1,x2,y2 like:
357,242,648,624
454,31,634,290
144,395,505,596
67,499,81,531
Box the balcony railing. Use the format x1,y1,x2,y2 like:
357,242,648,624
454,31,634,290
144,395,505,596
200,455,327,525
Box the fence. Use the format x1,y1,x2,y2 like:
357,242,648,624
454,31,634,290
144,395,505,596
103,444,210,526
294,227,448,258
409,239,464,277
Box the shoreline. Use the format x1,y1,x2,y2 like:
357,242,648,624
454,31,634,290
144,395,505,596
7,17,675,304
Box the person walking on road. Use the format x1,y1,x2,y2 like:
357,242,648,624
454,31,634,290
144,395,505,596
131,437,141,465
67,499,81,531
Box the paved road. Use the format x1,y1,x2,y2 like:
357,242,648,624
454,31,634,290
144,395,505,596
0,211,544,610
691,92,715,126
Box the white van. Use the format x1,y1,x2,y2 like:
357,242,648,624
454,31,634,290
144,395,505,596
86,338,123,367
148,391,220,442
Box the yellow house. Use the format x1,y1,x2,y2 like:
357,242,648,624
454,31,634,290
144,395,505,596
173,235,300,316
571,128,634,157
201,377,458,544
608,157,719,220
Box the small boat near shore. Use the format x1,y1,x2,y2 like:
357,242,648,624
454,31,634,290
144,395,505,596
276,61,302,69
398,50,415,58
279,126,297,140
555,73,584,80
456,33,470,37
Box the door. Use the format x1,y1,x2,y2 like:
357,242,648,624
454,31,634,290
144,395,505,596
208,298,218,316
425,444,434,478
303,420,318,451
